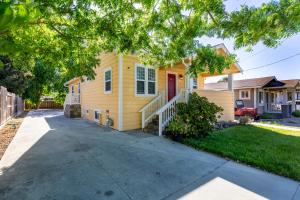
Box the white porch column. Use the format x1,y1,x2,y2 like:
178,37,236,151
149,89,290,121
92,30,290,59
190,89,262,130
227,73,233,91
282,89,288,104
292,89,296,112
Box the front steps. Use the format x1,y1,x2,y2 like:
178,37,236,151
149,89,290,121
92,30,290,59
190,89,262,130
143,116,159,135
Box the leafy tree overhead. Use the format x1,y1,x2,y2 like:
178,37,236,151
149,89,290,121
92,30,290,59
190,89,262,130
23,60,56,107
0,56,30,96
0,0,299,85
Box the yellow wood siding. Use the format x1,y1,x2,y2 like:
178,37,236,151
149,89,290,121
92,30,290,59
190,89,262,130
80,53,119,129
68,79,80,94
122,57,186,130
193,90,234,121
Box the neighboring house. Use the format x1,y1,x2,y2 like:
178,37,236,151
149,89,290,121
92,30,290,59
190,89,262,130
205,76,300,115
64,44,242,135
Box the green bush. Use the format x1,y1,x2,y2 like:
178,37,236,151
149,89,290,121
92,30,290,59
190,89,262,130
260,112,273,119
292,110,300,117
166,92,223,138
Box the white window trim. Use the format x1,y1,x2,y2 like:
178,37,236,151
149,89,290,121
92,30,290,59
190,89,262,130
94,109,101,122
192,78,198,89
104,67,112,94
135,64,157,97
239,89,251,100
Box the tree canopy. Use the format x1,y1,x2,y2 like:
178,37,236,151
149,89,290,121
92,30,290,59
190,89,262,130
0,0,299,100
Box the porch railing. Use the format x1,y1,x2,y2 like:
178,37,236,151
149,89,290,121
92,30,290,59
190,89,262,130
139,91,166,129
268,103,282,112
156,90,189,136
64,93,80,110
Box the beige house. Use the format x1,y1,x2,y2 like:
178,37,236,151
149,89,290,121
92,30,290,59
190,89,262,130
205,76,300,116
64,44,242,135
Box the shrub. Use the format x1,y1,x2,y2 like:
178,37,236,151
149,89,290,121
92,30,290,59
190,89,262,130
292,110,300,117
260,112,273,119
166,92,223,138
239,116,251,125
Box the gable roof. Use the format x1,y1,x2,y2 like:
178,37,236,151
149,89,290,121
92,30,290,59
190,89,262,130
280,79,300,88
205,76,275,90
205,76,300,90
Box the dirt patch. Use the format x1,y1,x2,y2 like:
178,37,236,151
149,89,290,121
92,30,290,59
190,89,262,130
0,112,27,160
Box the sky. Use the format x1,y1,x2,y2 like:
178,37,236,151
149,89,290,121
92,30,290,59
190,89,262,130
203,0,300,83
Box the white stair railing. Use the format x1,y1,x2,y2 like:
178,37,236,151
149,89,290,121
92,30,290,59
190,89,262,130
63,94,81,110
139,91,165,129
156,90,189,136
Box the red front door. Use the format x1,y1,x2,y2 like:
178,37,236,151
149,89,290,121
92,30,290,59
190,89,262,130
168,74,176,101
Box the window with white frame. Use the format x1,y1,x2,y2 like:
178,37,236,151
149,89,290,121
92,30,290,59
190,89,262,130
296,91,300,100
192,78,198,89
71,85,74,94
78,83,80,93
239,90,250,100
104,68,112,93
258,91,264,104
135,64,156,95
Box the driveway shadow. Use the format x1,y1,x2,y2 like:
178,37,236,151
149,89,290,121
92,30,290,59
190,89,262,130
0,110,299,200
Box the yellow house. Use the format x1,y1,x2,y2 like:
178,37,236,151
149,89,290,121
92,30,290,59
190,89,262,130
64,43,242,135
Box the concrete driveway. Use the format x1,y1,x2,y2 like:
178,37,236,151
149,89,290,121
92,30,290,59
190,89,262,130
0,110,299,200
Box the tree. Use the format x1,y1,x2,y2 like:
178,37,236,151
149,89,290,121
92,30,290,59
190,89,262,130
0,56,29,96
23,60,55,108
0,0,299,87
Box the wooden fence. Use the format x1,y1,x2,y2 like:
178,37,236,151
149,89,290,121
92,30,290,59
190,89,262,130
39,100,63,109
0,86,24,126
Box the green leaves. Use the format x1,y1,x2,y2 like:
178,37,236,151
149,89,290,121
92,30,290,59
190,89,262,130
0,0,299,97
189,46,236,77
0,1,41,33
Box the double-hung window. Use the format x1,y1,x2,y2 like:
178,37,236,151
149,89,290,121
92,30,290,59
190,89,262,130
136,64,156,96
104,68,112,93
239,90,250,100
296,91,300,100
192,78,198,89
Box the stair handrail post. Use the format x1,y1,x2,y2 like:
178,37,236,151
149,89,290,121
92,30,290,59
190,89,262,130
158,112,163,136
142,111,145,129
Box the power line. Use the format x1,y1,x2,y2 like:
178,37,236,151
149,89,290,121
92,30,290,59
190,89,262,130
243,52,300,72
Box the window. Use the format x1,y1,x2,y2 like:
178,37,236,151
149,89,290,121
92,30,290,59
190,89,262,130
104,68,112,93
192,78,198,89
135,64,156,95
239,90,250,100
94,110,100,121
288,92,293,101
71,85,74,94
78,83,80,93
296,91,300,100
258,91,264,104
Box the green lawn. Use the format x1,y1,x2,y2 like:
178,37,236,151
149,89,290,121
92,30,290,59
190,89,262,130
184,125,300,181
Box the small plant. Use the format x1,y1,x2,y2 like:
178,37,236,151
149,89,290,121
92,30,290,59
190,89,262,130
239,116,251,125
260,112,273,119
166,92,223,139
292,110,300,117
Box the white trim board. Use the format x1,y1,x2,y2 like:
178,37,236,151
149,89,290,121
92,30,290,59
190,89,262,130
118,55,123,131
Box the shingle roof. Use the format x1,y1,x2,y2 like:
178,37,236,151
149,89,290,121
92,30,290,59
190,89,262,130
205,76,275,90
280,79,300,88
